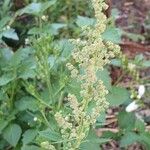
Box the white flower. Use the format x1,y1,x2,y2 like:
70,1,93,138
41,15,47,21
126,101,139,112
25,38,30,45
137,85,145,99
33,117,38,121
6,25,10,30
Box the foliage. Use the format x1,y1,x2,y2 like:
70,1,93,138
0,0,149,150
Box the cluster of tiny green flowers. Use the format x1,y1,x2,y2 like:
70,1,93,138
55,0,120,149
41,141,56,150
120,54,140,81
33,36,53,80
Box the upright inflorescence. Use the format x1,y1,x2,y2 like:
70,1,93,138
55,0,120,149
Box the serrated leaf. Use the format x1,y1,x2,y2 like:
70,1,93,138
15,96,38,112
22,129,38,145
39,129,62,142
107,86,130,106
3,124,22,147
76,16,96,27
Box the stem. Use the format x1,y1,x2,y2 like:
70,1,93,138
41,110,51,128
114,72,125,86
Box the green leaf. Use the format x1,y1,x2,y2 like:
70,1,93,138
39,129,62,142
142,60,150,68
135,119,145,132
96,69,112,90
9,47,33,67
28,23,66,35
21,145,41,150
123,31,145,42
15,96,38,112
22,129,38,145
76,16,96,27
118,111,136,130
0,73,16,86
2,29,19,40
102,27,122,43
3,124,22,147
107,86,130,106
19,0,56,16
0,16,11,28
80,129,110,150
120,132,140,147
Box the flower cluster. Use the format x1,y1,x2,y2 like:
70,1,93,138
55,0,120,149
41,141,56,150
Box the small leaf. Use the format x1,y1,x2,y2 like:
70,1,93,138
120,132,140,147
118,111,136,130
21,145,41,150
0,73,16,86
2,29,19,40
142,60,150,68
80,129,110,150
19,0,56,16
39,129,62,142
102,27,122,43
15,96,38,112
76,16,96,27
96,69,112,90
107,86,130,106
3,124,22,147
22,129,38,145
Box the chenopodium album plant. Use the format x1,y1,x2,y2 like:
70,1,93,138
31,0,120,149
0,0,121,150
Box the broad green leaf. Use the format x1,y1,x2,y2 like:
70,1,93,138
22,129,38,145
107,86,130,106
102,27,122,43
18,58,36,79
9,47,33,67
2,29,19,40
39,129,62,142
0,16,11,28
118,111,136,130
0,73,16,86
120,132,140,147
3,124,22,147
15,96,38,112
76,16,96,27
